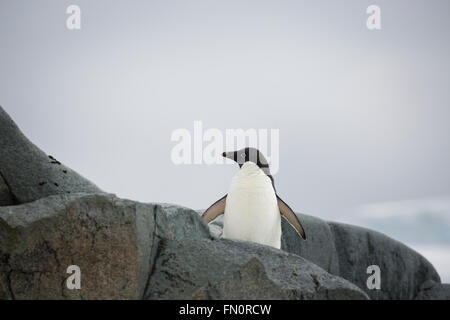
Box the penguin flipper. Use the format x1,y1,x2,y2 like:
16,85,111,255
202,194,227,223
277,195,306,240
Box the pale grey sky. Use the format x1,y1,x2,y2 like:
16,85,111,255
1,0,449,224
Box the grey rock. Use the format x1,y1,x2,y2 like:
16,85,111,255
0,193,211,299
145,238,369,300
415,280,450,300
0,193,155,299
0,106,443,300
5,192,363,300
199,211,340,274
329,222,441,300
281,213,340,275
195,210,223,240
209,215,224,239
0,174,15,206
200,211,441,300
156,204,211,241
0,106,102,205
0,191,443,300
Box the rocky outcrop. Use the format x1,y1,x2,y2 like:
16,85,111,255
0,106,447,300
202,212,442,300
281,214,340,275
0,193,367,300
0,191,442,300
0,106,101,205
145,238,367,300
0,193,155,299
415,280,450,300
0,174,15,206
204,213,341,275
329,222,440,299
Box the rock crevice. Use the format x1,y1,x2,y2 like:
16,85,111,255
0,172,17,206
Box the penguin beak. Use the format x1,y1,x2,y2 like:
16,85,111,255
222,151,235,161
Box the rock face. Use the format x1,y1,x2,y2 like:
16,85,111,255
0,174,15,206
0,193,155,299
201,212,442,300
145,238,367,300
0,193,367,300
0,106,448,300
329,222,440,299
281,214,340,276
415,281,450,300
0,106,101,205
0,194,212,299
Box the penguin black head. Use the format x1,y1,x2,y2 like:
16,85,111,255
222,147,271,177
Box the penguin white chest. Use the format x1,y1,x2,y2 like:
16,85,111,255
223,162,281,249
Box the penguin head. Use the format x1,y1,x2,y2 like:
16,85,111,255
223,147,274,187
222,147,270,172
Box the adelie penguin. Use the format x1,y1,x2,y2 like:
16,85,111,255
202,147,306,249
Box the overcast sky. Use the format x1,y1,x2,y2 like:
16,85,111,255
1,0,449,224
